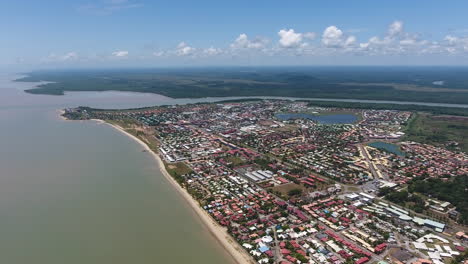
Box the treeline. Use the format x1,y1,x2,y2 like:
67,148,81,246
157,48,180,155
216,98,267,103
379,188,426,213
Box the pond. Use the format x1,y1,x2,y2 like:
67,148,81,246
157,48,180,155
368,141,406,156
275,113,358,124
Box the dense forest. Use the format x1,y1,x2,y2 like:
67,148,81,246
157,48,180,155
18,67,468,104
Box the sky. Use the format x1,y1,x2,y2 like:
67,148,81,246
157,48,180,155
2,0,468,69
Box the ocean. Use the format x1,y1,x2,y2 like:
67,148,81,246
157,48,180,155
0,74,235,264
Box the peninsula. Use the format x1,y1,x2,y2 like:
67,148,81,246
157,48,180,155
63,100,468,264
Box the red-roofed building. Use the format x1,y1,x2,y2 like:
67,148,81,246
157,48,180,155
374,243,387,253
355,257,369,264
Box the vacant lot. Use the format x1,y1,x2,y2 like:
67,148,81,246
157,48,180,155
166,162,193,177
270,183,305,197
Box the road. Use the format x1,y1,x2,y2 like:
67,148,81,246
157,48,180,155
358,144,380,180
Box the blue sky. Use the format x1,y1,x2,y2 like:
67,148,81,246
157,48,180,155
2,0,468,69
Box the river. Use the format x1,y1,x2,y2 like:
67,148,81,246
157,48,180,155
0,74,237,264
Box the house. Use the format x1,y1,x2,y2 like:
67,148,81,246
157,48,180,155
355,257,369,264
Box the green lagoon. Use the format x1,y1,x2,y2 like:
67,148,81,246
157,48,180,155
368,141,406,156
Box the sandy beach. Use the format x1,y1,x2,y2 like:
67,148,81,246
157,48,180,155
101,121,255,264
57,109,67,121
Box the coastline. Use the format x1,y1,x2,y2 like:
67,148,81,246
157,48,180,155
57,109,67,121
99,121,255,264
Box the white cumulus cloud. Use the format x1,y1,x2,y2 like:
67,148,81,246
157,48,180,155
231,34,268,49
278,29,303,48
203,47,222,56
358,21,435,55
388,20,404,37
35,20,468,64
322,26,343,47
344,35,357,46
176,42,195,56
443,35,468,52
322,26,356,48
112,50,129,57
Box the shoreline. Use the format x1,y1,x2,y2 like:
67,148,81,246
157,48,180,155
99,121,254,264
57,109,67,121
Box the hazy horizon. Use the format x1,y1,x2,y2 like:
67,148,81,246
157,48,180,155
10,65,468,75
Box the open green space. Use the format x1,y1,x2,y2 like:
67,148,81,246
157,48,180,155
404,113,468,152
165,162,193,180
269,183,305,199
223,156,246,167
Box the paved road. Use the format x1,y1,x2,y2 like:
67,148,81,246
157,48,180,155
358,144,380,180
272,227,281,264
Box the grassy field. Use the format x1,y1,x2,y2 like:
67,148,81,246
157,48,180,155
165,162,193,177
106,119,160,149
270,183,305,198
106,119,138,129
224,156,245,167
404,113,468,153
137,133,160,151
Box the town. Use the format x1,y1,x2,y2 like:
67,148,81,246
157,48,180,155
64,100,468,264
